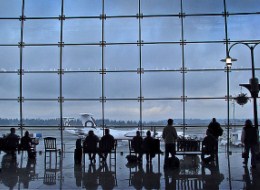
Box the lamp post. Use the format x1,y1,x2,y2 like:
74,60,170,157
223,42,260,130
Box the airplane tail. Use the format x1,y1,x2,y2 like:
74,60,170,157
80,113,97,128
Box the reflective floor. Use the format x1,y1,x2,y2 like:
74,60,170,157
0,147,259,190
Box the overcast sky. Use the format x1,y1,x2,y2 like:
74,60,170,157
0,0,260,122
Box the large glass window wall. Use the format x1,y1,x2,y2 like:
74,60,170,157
0,0,259,152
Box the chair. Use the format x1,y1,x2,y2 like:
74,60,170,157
44,137,58,163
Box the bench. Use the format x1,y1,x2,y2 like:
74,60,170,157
83,139,117,165
175,139,202,155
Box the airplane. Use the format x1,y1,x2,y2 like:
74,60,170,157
64,113,185,140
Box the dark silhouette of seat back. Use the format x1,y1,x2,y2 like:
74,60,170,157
44,137,57,152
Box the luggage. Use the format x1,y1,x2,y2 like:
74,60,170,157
126,154,138,163
165,156,180,169
74,148,82,164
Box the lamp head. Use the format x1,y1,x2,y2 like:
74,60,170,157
221,56,237,68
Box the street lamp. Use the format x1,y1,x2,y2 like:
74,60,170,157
223,42,260,131
220,57,234,151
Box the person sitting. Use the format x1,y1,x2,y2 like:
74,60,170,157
99,128,115,162
142,130,155,164
20,131,36,159
3,128,20,158
131,131,143,162
83,130,99,163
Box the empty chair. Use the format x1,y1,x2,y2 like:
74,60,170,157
44,137,58,163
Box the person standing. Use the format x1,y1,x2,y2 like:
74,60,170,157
162,118,178,168
241,119,258,168
208,118,223,152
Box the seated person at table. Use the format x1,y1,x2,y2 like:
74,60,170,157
201,129,217,164
142,130,155,163
20,131,36,159
3,128,20,158
83,130,99,163
99,128,115,162
131,131,143,162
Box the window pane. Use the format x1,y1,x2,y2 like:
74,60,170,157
185,43,226,69
64,0,102,17
23,19,60,44
23,101,60,126
23,73,59,98
63,101,102,123
141,0,180,15
105,45,139,70
63,73,101,99
227,0,260,13
142,100,183,122
105,0,138,16
63,19,101,43
0,101,19,122
142,44,182,70
185,100,228,119
183,0,223,14
0,20,20,44
104,101,139,123
142,17,181,42
63,46,101,71
105,18,138,43
230,70,252,94
186,71,226,97
25,0,61,17
105,73,139,98
142,72,182,98
184,16,225,41
0,46,20,71
0,73,19,98
228,15,260,41
0,0,21,17
23,46,59,71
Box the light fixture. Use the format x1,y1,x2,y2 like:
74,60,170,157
220,56,237,67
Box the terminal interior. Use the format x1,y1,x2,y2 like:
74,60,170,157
0,0,260,189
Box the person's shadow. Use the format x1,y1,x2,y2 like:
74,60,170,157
0,153,19,190
143,163,161,190
18,158,37,189
82,163,99,190
130,163,144,190
164,167,181,190
97,162,116,190
201,162,224,190
243,166,259,189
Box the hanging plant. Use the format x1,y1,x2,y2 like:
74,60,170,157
235,93,249,106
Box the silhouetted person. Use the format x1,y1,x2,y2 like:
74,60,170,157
241,119,258,168
162,118,178,168
83,130,99,163
99,128,115,162
3,128,19,158
207,118,223,161
142,130,155,164
131,131,143,162
20,131,35,159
